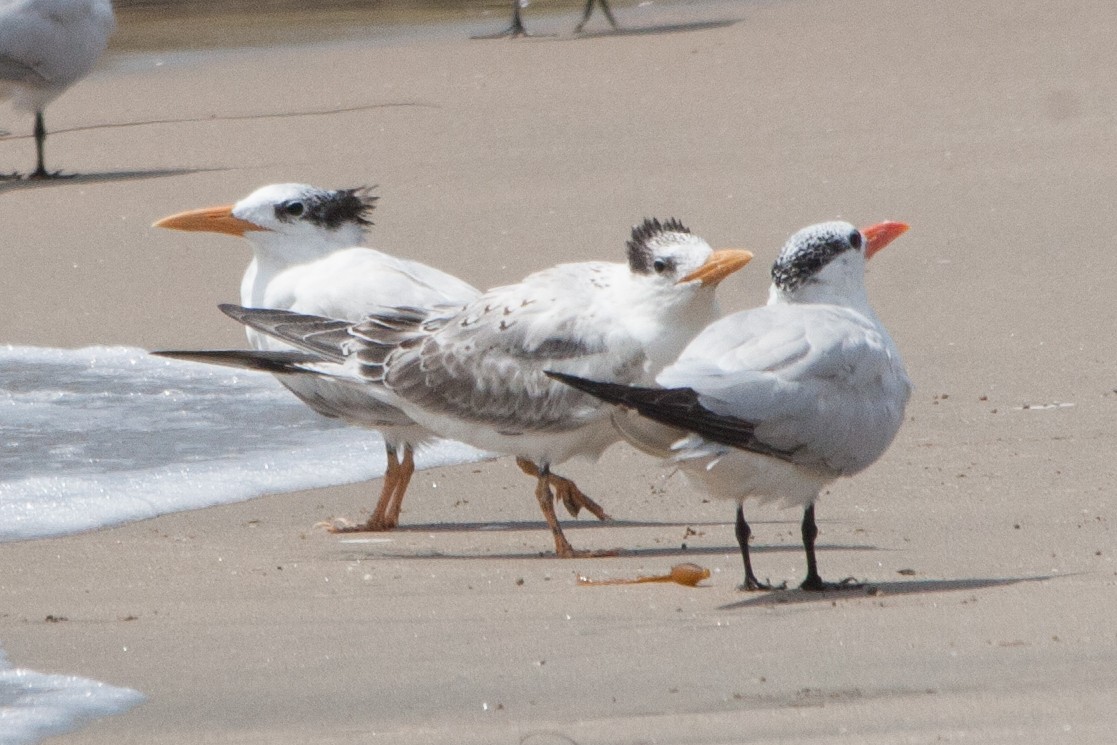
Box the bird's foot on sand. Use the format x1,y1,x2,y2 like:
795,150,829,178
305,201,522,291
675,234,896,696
738,576,788,592
316,516,397,533
553,546,622,559
799,575,864,592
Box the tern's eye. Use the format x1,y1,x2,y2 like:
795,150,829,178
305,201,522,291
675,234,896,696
282,201,305,217
652,259,668,273
848,230,862,250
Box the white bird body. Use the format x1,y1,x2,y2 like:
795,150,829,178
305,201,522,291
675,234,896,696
0,0,114,175
154,183,480,531
657,301,909,509
553,220,910,586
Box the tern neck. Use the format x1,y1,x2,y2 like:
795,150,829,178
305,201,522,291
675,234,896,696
621,279,722,379
768,252,874,314
239,226,363,307
248,224,364,265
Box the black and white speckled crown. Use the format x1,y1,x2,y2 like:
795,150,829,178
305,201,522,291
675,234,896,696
770,221,862,292
626,217,692,274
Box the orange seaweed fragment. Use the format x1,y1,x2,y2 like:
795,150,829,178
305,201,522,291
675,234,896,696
577,562,711,587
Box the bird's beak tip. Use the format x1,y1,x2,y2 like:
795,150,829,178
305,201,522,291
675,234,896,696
861,221,909,259
679,248,754,286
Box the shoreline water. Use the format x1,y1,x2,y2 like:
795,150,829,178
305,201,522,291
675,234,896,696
0,344,487,544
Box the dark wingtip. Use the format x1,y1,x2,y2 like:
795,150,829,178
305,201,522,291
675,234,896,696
544,369,592,390
544,370,631,406
218,303,249,321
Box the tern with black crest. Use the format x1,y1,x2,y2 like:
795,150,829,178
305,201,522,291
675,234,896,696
549,220,911,588
153,183,480,532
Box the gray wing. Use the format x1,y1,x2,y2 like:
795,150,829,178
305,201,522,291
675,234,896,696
366,284,646,434
660,304,911,473
219,304,379,363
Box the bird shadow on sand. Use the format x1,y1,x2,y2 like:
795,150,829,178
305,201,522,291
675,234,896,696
571,18,740,39
329,517,878,563
717,575,1055,611
356,518,731,533
0,166,220,192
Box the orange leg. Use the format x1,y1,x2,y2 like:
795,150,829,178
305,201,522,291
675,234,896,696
530,464,618,558
326,444,400,533
516,457,611,520
384,445,415,528
533,470,577,558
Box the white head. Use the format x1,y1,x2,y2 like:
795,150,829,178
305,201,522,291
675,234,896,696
153,183,377,264
621,218,754,371
767,220,908,308
624,218,753,301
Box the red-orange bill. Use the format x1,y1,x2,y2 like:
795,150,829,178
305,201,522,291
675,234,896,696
860,221,910,259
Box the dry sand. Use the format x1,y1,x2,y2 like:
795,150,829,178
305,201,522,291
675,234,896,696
2,0,1116,742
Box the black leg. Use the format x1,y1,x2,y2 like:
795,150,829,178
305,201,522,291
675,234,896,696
28,111,71,180
31,111,48,179
599,0,619,29
734,504,783,591
798,504,862,591
575,0,620,33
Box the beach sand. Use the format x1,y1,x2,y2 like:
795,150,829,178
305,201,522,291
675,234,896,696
2,0,1116,741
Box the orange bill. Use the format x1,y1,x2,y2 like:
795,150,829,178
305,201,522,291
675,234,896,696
152,205,267,237
860,221,910,259
679,249,754,286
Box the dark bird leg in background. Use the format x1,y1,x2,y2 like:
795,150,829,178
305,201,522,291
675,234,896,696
473,0,535,38
574,0,619,33
798,504,862,591
734,503,784,591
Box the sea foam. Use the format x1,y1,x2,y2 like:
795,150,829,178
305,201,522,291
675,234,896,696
0,649,144,745
0,345,486,543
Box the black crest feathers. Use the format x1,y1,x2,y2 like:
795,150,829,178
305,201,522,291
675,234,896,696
626,217,691,274
278,186,378,230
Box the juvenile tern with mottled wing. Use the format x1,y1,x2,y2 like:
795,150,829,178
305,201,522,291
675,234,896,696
549,220,911,587
219,218,753,557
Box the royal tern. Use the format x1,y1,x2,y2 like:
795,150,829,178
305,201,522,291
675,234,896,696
475,0,617,39
0,0,115,178
549,220,911,588
152,183,481,532
218,218,754,557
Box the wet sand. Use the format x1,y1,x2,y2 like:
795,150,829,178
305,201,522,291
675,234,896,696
2,0,1116,742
